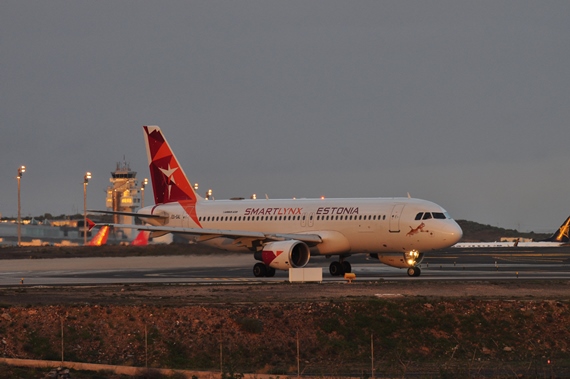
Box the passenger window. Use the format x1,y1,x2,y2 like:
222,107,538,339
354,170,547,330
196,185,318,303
415,213,423,220
422,213,432,220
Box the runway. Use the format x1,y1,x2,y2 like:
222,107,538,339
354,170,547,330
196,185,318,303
0,246,569,286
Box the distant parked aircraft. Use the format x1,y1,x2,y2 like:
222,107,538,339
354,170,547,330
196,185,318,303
452,216,570,248
86,224,110,246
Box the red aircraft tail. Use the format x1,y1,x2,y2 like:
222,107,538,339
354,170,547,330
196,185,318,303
143,126,202,205
87,225,110,246
131,230,150,246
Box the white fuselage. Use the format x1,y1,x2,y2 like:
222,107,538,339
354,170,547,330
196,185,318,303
139,197,462,256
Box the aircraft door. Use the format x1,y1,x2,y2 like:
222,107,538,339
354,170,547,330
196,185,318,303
308,212,314,227
301,213,306,227
389,204,405,233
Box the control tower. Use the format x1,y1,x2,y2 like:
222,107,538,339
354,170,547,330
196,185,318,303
105,160,142,240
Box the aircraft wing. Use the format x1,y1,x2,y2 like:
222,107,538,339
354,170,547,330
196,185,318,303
106,224,323,245
88,209,166,219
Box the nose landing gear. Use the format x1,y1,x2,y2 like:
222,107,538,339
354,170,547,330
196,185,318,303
407,266,421,277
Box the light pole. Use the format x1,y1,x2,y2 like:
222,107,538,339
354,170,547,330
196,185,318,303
83,172,91,245
141,178,148,208
17,166,26,246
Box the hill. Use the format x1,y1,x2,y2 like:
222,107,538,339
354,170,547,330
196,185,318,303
456,219,551,242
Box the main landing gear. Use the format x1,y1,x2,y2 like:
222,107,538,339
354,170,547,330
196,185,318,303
329,260,352,276
407,266,421,277
253,263,276,278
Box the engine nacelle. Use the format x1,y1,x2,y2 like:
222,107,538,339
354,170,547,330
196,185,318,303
255,240,311,270
370,250,425,269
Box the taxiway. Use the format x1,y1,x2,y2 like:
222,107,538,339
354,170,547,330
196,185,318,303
0,246,569,286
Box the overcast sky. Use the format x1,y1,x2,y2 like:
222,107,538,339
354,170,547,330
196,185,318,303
1,1,569,232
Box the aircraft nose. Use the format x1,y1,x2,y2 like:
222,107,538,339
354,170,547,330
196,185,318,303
448,221,463,245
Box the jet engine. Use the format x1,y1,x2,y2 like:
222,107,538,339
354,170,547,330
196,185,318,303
255,240,311,270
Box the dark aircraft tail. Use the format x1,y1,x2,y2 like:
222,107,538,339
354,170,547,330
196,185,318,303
542,216,570,243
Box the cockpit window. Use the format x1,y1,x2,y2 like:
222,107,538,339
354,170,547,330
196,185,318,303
432,212,446,219
415,212,423,220
422,213,433,220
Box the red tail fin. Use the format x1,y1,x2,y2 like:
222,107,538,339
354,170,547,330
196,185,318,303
143,126,202,205
131,230,150,246
87,225,110,246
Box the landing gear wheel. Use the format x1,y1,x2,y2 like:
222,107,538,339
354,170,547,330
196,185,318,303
253,263,267,277
342,261,352,273
265,267,276,277
407,267,421,277
329,261,345,276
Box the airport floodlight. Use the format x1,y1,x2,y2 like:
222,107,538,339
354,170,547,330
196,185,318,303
141,178,148,208
83,172,91,245
194,183,199,190
17,165,26,246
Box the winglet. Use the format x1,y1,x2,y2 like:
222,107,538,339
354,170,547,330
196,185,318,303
87,218,96,231
143,126,203,205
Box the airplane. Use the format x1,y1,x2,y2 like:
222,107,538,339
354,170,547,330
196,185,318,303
452,216,570,248
96,126,463,277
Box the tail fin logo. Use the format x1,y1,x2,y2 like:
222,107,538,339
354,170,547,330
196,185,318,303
159,164,179,200
553,217,570,242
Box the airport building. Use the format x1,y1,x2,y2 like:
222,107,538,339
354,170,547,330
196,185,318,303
0,160,148,246
105,160,144,240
